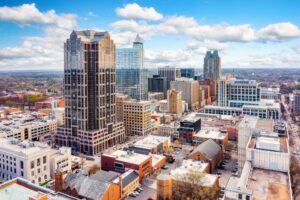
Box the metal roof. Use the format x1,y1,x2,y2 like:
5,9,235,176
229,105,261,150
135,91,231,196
191,139,221,160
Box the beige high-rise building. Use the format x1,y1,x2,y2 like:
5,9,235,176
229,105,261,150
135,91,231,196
123,100,152,136
199,87,206,108
170,78,200,111
167,89,183,116
116,95,129,122
56,30,126,155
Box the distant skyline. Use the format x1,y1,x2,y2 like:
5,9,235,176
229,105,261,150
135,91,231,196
0,0,300,70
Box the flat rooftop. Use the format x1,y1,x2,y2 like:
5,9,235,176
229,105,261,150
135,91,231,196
152,154,166,168
171,160,209,175
181,112,201,123
0,111,54,135
255,119,274,132
0,178,78,200
133,135,170,149
105,150,151,165
248,136,288,153
0,138,52,157
194,129,227,140
248,168,290,200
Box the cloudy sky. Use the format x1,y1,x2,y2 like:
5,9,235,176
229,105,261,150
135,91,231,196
0,0,300,70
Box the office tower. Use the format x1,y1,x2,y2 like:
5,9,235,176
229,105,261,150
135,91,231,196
180,68,195,78
167,89,183,116
199,79,217,101
203,50,221,81
158,66,181,89
56,30,125,155
116,34,147,100
123,100,152,136
170,78,200,111
217,78,261,107
148,75,168,98
292,90,300,115
116,95,129,122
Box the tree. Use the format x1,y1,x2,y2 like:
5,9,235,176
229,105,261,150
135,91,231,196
172,170,220,200
88,164,100,175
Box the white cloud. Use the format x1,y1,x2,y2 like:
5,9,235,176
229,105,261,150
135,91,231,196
257,22,300,41
116,3,163,21
0,4,77,70
1,3,300,70
145,49,198,68
292,44,300,54
87,11,96,17
0,3,76,28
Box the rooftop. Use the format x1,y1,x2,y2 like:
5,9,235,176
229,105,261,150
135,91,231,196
171,159,209,174
248,168,290,200
170,160,218,187
0,138,52,157
113,169,139,187
181,112,201,123
194,129,227,140
0,177,78,200
248,136,288,153
191,139,221,160
0,111,55,136
64,172,109,200
152,154,166,169
255,119,274,132
105,150,151,165
73,30,108,42
133,135,170,150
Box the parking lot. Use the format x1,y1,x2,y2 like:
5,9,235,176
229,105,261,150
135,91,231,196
215,148,239,187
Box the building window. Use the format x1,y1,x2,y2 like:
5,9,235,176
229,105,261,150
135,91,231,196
31,161,34,169
37,158,40,166
21,171,24,177
20,161,24,169
43,156,46,164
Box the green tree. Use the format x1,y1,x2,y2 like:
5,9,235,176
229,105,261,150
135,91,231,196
172,170,220,200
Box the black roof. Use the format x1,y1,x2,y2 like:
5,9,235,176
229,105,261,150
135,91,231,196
122,170,139,187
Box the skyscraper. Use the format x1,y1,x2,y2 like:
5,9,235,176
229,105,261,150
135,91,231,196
180,68,195,78
203,50,221,81
170,78,200,111
116,34,148,100
167,89,183,116
158,66,181,89
148,75,168,98
56,30,125,155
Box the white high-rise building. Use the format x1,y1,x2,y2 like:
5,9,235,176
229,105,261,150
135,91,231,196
217,78,261,107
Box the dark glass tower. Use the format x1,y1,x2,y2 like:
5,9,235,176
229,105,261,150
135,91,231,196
56,30,125,155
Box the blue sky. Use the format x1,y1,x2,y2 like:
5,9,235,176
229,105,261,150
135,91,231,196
0,0,300,70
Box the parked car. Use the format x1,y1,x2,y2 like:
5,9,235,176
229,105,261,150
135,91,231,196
161,165,168,170
129,193,137,197
232,172,238,176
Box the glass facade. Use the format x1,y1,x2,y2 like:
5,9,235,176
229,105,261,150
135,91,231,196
203,50,221,81
116,35,148,100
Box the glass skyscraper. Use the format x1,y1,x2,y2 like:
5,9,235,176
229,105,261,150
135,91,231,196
203,50,221,81
116,34,148,100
